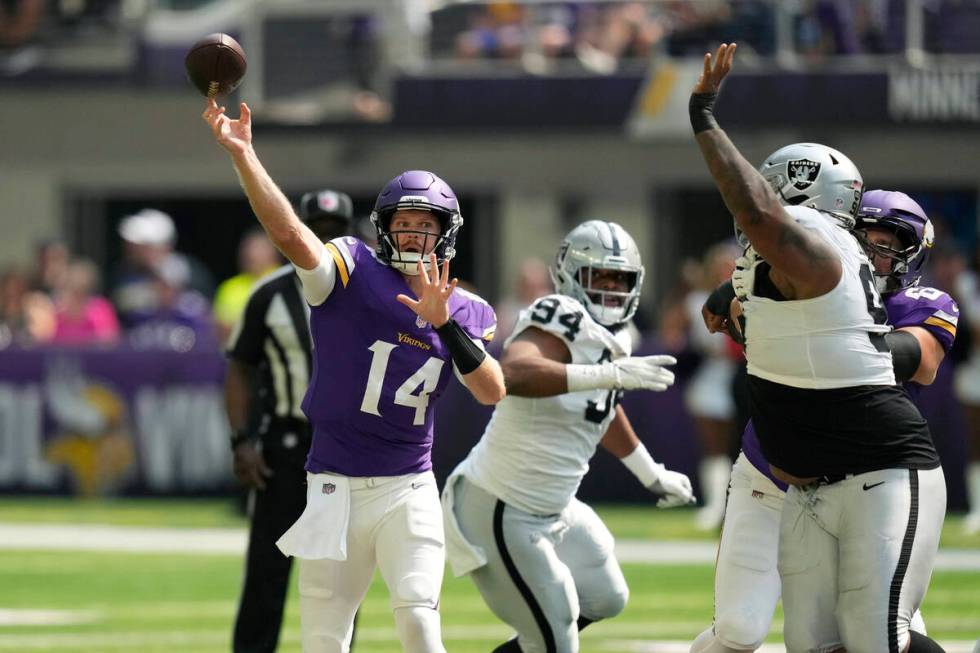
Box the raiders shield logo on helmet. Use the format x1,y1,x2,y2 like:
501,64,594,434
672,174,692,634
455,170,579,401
787,159,821,190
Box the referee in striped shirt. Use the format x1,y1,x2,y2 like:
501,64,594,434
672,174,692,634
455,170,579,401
226,189,354,653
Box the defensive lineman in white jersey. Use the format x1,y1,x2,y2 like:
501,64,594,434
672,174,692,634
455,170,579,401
689,44,946,653
442,220,695,653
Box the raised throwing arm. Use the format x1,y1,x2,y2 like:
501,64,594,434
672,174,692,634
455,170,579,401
202,100,324,270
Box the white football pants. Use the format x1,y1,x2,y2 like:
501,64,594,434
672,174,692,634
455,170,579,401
449,475,628,653
779,466,945,653
298,471,446,653
710,453,784,650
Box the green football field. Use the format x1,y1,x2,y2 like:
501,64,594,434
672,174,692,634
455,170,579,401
0,498,977,652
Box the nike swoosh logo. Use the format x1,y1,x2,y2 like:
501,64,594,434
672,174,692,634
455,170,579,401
863,481,885,491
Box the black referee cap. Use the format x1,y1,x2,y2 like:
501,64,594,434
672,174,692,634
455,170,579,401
298,189,354,224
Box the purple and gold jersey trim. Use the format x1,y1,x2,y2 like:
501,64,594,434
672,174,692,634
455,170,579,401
923,313,957,337
886,287,959,355
325,242,351,288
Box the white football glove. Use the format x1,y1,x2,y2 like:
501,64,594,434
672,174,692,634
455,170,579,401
611,355,676,392
647,465,696,508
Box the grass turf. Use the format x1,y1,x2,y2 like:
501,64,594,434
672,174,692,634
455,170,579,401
0,552,977,652
0,498,977,652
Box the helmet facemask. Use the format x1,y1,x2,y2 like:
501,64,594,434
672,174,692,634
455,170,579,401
573,266,642,327
372,207,462,275
551,220,645,329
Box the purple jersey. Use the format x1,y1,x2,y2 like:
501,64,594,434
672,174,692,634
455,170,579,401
884,286,958,356
741,284,958,491
302,238,496,477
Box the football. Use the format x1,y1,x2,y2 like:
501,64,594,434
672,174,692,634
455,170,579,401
184,33,247,98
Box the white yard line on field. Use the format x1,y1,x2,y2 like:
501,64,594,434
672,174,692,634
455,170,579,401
0,610,99,627
0,523,979,571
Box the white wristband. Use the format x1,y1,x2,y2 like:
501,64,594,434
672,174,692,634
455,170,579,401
620,443,661,488
566,363,617,392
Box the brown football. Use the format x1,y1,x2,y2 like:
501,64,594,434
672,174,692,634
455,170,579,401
185,33,247,98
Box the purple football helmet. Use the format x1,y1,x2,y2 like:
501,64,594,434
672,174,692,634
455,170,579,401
854,189,934,294
370,170,463,275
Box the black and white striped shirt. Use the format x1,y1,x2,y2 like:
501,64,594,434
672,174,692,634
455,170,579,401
227,265,312,421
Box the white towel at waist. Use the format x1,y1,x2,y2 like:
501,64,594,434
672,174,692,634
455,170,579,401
277,472,350,561
440,460,488,577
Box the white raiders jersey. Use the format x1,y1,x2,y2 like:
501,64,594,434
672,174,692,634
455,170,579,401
461,293,632,515
741,205,895,389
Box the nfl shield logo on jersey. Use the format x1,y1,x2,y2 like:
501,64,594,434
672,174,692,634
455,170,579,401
416,315,428,329
322,482,336,495
787,159,821,190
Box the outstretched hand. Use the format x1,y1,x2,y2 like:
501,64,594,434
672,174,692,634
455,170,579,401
693,42,737,95
396,253,458,328
202,98,253,157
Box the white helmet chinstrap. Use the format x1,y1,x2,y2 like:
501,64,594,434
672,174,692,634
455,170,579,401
551,220,644,328
758,142,864,229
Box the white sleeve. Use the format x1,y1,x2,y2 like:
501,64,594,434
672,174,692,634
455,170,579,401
293,244,336,306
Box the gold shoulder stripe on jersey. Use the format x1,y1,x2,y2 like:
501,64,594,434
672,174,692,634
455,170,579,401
325,243,350,288
923,316,956,336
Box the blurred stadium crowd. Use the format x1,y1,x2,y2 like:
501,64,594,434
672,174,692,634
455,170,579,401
3,1,980,113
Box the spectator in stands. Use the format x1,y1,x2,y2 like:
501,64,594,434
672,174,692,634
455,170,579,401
0,0,43,46
0,0,43,74
575,2,667,74
455,2,526,60
0,266,54,346
50,258,120,345
110,208,213,327
31,239,70,297
213,229,280,344
663,0,733,57
126,256,215,352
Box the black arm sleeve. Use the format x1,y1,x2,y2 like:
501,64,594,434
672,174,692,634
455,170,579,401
689,92,720,134
435,319,486,375
886,330,922,382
